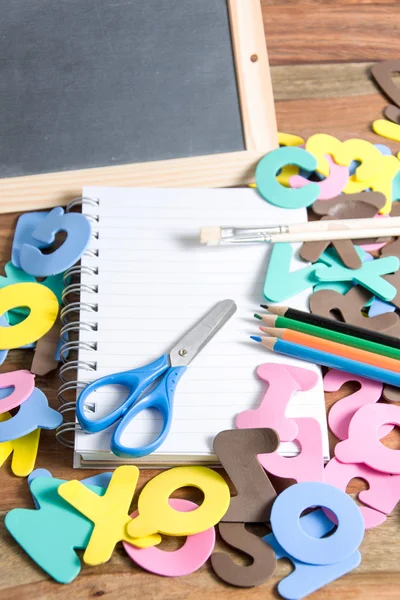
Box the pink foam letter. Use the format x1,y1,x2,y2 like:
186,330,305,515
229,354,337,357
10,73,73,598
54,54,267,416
236,363,319,442
258,418,324,483
323,370,387,440
289,154,349,200
123,499,215,576
0,370,35,413
335,403,400,474
324,458,393,529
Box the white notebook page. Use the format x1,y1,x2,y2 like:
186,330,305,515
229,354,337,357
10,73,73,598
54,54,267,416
75,187,329,462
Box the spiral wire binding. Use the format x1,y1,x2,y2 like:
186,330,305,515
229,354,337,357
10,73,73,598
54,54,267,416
56,196,100,448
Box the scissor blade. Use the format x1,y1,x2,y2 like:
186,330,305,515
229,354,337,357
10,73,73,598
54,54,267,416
169,299,237,367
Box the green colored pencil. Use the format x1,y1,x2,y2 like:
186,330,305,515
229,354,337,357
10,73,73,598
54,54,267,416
254,313,400,361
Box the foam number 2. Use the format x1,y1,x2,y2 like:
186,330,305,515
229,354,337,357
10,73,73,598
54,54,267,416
323,370,384,440
19,207,92,277
0,283,59,350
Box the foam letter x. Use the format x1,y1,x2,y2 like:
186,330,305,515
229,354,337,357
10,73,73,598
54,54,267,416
315,255,400,302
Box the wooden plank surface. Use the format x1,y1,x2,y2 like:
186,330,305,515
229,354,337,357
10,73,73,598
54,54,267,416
262,2,400,65
0,1,400,598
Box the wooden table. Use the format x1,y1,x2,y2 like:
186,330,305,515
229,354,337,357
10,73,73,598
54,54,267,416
0,1,400,597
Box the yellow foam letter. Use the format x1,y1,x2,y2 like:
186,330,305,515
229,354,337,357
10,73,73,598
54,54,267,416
0,283,59,349
58,465,160,565
0,413,40,477
344,154,400,214
373,119,400,143
127,466,230,540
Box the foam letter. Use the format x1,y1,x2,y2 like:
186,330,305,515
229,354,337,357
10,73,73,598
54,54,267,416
236,363,318,441
211,523,276,587
213,429,279,522
258,418,324,483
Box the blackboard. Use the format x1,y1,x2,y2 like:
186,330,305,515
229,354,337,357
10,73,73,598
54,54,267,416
0,0,277,211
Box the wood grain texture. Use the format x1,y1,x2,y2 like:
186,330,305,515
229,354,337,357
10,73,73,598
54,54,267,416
228,0,278,151
262,3,400,65
0,150,269,214
276,93,400,153
1,0,400,596
271,62,377,100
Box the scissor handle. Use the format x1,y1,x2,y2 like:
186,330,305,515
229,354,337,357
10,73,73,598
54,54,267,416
111,365,186,459
76,354,170,433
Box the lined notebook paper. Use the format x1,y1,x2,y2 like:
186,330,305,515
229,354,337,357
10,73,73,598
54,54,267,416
74,187,329,467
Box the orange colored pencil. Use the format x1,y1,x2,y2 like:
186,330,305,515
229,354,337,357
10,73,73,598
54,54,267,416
259,326,400,374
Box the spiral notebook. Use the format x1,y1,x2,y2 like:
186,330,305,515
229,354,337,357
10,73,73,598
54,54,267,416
60,186,329,468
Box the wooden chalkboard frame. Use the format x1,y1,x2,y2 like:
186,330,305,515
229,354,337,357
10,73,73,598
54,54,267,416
0,0,277,213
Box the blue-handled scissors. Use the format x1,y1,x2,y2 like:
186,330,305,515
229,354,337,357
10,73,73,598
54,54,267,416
76,299,237,459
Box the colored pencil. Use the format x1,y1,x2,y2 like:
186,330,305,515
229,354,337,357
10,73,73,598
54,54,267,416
255,314,400,361
259,327,400,373
250,336,400,387
261,305,400,350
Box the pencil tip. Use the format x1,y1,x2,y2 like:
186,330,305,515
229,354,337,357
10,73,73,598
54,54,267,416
262,315,277,324
261,305,285,316
250,335,262,343
259,326,282,336
254,313,262,320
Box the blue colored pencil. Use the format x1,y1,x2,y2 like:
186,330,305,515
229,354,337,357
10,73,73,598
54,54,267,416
251,335,400,387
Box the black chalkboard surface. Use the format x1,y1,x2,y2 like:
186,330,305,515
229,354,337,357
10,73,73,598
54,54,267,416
1,0,246,177
0,0,277,211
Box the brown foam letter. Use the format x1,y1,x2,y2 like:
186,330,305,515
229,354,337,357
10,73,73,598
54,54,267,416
380,203,400,258
382,385,400,403
371,60,400,108
211,523,276,588
301,193,387,268
384,104,400,125
213,428,279,523
309,286,400,335
300,224,362,269
30,321,61,376
312,192,385,219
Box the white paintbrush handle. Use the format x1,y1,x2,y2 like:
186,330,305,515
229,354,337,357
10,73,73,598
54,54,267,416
288,216,400,233
272,227,400,244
